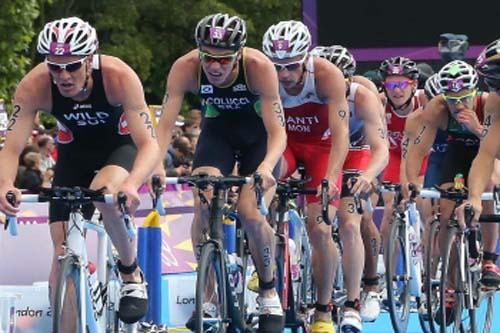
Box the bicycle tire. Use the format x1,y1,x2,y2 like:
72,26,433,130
53,255,84,333
196,241,228,333
424,218,441,333
385,219,411,333
438,226,476,333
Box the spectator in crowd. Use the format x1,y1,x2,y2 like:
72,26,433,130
36,134,56,172
183,132,199,152
164,135,193,176
17,152,52,193
182,118,201,136
186,108,202,128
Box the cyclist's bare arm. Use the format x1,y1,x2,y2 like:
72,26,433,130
245,48,287,173
355,84,389,181
315,57,350,185
103,56,161,188
155,51,199,174
405,97,447,185
353,75,384,105
399,109,422,185
0,63,51,212
468,93,500,203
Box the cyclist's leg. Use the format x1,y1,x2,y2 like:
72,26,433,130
90,144,148,323
478,162,500,286
338,194,364,323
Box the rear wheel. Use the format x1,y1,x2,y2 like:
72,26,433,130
424,218,441,333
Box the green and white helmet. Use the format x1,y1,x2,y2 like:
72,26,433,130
424,73,441,99
437,60,478,93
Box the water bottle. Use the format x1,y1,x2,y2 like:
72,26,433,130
227,254,243,294
223,215,236,254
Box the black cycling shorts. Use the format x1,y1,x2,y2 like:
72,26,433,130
439,140,479,186
49,144,137,222
193,117,280,177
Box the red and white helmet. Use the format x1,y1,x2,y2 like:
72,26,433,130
262,20,311,59
37,17,98,56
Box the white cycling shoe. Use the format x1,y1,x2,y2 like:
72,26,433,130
360,291,381,322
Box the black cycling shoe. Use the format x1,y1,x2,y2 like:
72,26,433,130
185,303,217,332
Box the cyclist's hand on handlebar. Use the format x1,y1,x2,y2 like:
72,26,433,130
349,174,371,195
147,167,166,195
320,176,340,200
116,181,141,215
0,184,21,216
255,163,276,191
456,199,482,230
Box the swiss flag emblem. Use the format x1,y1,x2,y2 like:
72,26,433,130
118,113,130,135
57,122,74,144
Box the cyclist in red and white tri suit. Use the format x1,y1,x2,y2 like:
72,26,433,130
262,21,349,333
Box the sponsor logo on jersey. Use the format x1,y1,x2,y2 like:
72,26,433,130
63,111,110,127
57,121,74,144
118,113,130,135
388,130,403,149
73,103,92,110
203,97,251,110
232,84,247,92
286,115,320,133
201,85,213,94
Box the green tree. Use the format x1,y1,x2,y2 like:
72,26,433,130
0,0,39,109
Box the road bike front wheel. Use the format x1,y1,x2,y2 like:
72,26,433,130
53,256,84,333
385,219,411,333
195,242,228,333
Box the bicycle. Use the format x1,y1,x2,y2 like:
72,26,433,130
271,176,322,332
165,173,266,333
4,187,136,333
380,182,428,333
418,185,498,333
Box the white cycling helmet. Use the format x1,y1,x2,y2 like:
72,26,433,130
424,73,441,99
311,45,356,77
37,17,98,56
437,60,478,93
262,20,311,59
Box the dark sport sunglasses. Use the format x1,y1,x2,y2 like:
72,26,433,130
199,50,239,66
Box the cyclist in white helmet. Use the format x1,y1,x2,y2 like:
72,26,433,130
457,39,500,289
311,44,389,324
404,60,498,324
0,17,159,330
263,21,350,333
155,13,287,332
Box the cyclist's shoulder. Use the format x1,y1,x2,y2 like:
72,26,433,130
242,47,274,73
100,54,141,84
353,75,380,97
15,62,52,109
166,49,200,92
